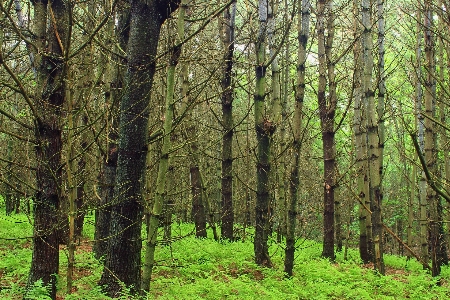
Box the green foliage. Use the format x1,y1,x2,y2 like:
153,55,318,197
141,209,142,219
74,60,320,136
1,216,450,299
24,280,52,299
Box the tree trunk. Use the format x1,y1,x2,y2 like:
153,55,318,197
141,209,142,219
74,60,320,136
191,164,207,238
413,7,428,266
94,8,129,261
437,0,450,268
353,0,372,264
318,0,336,261
423,0,447,276
220,0,236,241
27,0,68,298
141,37,181,293
362,0,384,274
254,0,274,268
277,0,291,243
442,0,450,256
284,0,310,277
99,1,179,296
335,186,342,252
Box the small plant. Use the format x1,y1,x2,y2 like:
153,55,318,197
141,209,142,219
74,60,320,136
24,279,52,300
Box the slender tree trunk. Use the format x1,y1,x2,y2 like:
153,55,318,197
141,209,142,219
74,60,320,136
377,0,385,179
277,0,291,242
443,0,450,255
191,163,207,238
353,0,372,263
254,0,274,267
407,156,416,260
373,0,386,274
99,1,180,296
66,75,77,294
318,0,336,261
362,0,384,274
335,187,342,252
220,0,237,241
423,0,447,276
163,165,175,241
284,0,310,277
437,0,450,267
267,1,281,239
141,30,182,293
5,138,15,215
414,6,428,266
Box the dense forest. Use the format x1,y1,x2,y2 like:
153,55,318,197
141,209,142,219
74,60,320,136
1,0,450,298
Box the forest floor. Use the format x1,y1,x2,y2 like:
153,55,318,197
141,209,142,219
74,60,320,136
1,212,450,299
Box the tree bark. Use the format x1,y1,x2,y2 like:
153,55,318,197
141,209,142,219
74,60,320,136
99,0,180,296
27,0,68,298
423,0,447,276
254,0,274,268
353,0,372,263
30,124,62,300
361,0,385,274
318,0,336,261
220,0,236,241
285,0,310,277
94,7,129,261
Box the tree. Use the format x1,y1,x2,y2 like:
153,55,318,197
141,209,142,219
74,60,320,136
285,0,310,277
93,6,129,260
98,0,180,296
141,0,186,292
254,0,280,267
361,0,384,274
220,0,237,241
414,5,428,266
353,0,371,264
423,0,447,276
26,0,69,297
318,0,337,260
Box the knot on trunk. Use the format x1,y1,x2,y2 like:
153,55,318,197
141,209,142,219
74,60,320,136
256,119,276,135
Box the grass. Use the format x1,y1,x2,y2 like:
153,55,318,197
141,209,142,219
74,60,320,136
0,210,449,299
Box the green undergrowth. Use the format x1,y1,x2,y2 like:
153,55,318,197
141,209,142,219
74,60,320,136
0,212,449,299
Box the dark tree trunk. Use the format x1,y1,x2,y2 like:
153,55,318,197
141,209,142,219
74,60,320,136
191,166,207,238
285,153,299,277
4,190,19,215
75,137,88,238
27,0,67,298
359,208,371,263
220,1,236,241
99,1,179,296
4,140,19,215
94,5,129,261
254,131,273,267
94,144,118,260
221,97,233,240
321,128,335,260
434,197,449,272
335,199,342,252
